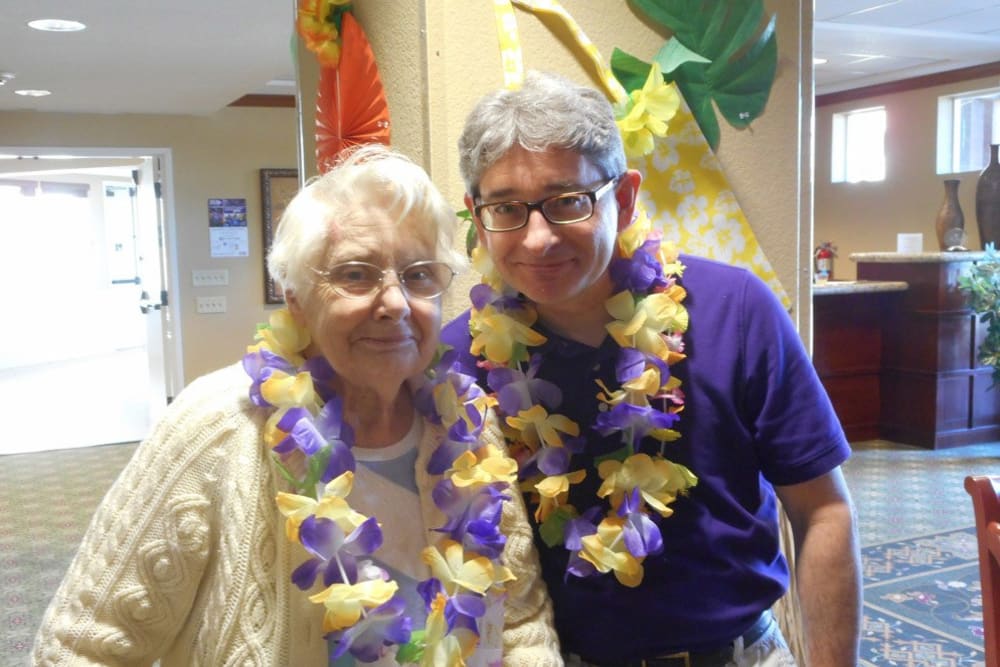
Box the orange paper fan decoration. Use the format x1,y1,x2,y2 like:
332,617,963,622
315,12,391,174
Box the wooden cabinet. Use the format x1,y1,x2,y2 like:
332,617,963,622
813,290,900,442
855,253,1000,448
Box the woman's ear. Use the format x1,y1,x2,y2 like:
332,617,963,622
284,290,307,327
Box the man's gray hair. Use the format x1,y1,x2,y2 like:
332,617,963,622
457,70,626,198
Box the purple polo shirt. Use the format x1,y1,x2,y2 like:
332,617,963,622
440,254,850,661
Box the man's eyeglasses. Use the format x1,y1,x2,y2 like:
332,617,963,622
473,176,621,232
314,260,456,300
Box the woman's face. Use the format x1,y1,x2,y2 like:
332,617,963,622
288,207,443,400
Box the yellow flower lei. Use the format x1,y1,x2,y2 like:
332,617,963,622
244,311,518,665
466,210,697,587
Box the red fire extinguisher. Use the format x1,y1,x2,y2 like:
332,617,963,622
814,242,836,281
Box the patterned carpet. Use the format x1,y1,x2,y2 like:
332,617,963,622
0,439,998,666
0,442,138,665
845,440,1000,667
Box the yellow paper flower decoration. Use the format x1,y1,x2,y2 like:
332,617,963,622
615,62,681,159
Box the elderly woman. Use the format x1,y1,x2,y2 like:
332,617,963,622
33,145,560,666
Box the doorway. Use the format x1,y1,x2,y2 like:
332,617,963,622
0,148,181,454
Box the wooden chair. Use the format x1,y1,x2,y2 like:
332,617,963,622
965,475,1000,667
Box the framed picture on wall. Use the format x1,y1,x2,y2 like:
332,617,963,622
260,168,299,304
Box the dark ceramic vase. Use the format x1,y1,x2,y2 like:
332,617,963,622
976,143,1000,249
935,179,964,251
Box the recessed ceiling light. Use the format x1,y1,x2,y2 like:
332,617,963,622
14,89,51,97
813,57,828,66
27,18,86,32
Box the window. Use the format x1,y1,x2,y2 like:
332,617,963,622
831,106,886,183
937,87,1000,174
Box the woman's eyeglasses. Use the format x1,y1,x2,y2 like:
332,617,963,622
315,260,456,299
473,176,621,232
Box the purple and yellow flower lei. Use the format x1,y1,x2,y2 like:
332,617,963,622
243,313,516,665
464,211,697,587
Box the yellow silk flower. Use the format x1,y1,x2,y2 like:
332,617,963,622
421,592,478,667
422,540,501,597
309,578,399,632
432,380,496,432
275,471,367,541
617,209,654,259
533,469,587,523
605,291,689,361
596,453,697,517
615,62,681,159
505,404,580,451
260,370,320,411
579,516,644,587
470,306,547,364
471,245,505,293
249,308,311,366
447,445,519,487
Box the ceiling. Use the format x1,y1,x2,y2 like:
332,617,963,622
815,0,1000,94
0,0,297,115
0,1,998,115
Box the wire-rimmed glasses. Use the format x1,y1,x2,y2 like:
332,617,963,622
473,176,621,232
314,260,456,299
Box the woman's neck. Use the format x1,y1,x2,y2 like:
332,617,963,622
338,383,415,448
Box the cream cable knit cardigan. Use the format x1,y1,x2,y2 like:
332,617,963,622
32,363,561,666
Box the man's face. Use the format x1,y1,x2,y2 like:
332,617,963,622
468,146,632,316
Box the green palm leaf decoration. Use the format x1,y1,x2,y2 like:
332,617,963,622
613,0,777,151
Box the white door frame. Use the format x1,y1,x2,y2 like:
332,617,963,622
0,145,185,396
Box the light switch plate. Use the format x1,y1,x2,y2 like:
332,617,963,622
192,269,229,287
196,296,227,314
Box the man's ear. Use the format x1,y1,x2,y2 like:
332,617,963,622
615,169,643,232
465,193,488,248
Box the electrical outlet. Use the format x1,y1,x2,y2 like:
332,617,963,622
196,296,227,314
192,269,229,286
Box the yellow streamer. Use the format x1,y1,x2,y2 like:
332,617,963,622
493,0,524,89
510,0,627,104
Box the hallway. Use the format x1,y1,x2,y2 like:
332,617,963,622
0,346,153,455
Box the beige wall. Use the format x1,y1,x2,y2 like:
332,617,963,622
815,74,997,280
0,107,298,382
0,0,810,388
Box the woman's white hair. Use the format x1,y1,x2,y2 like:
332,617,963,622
267,144,464,299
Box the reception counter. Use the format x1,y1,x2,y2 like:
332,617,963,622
813,251,999,448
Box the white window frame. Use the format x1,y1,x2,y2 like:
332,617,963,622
936,86,1000,174
831,106,887,184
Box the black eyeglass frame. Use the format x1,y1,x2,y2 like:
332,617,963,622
473,175,622,232
312,260,456,300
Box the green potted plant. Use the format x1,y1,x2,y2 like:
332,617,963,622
959,242,1000,387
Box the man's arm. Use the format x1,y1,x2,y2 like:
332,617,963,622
775,468,862,667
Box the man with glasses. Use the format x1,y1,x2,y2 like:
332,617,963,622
441,70,861,666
